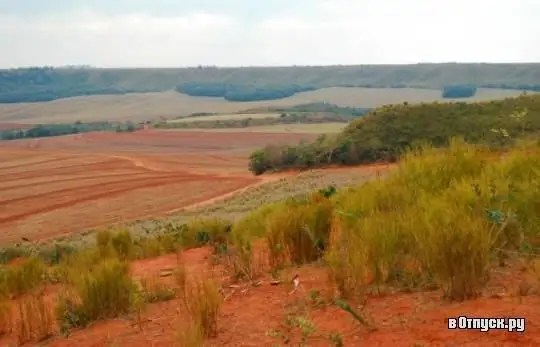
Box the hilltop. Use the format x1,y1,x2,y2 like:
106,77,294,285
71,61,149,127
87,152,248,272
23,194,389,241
248,94,540,174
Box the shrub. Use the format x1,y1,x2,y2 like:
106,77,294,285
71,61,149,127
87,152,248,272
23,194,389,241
265,194,333,268
57,258,136,329
0,257,48,298
184,218,232,251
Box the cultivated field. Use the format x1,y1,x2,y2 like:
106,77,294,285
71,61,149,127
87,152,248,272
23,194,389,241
0,87,530,124
165,123,347,134
0,129,320,244
167,113,282,123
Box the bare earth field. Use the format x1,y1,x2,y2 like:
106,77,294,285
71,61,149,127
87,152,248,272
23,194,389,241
0,129,319,244
0,87,531,124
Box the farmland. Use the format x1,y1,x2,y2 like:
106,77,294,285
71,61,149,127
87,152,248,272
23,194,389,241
164,123,347,134
0,87,531,124
167,113,282,123
0,65,540,346
1,140,539,347
0,129,320,244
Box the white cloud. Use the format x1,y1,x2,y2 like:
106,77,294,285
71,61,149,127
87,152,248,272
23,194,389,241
0,0,538,67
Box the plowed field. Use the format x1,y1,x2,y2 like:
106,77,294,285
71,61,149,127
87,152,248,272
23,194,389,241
0,130,317,244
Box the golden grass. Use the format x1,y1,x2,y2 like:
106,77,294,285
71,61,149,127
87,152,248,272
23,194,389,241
325,139,539,300
56,258,136,329
13,291,55,345
0,257,48,299
0,88,529,124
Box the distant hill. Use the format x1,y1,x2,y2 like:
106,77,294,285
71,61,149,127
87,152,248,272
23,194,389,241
0,87,531,124
1,64,540,104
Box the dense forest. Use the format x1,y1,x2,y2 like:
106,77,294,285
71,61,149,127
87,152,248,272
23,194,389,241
0,121,137,140
248,95,540,175
1,64,540,103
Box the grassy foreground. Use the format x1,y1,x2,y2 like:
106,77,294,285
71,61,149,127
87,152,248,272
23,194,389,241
0,139,539,345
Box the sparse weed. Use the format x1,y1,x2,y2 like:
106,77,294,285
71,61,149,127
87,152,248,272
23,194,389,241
177,320,204,347
181,276,222,339
13,291,55,345
139,274,176,303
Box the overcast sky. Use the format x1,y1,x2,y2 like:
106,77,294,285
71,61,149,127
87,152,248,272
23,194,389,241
0,0,539,68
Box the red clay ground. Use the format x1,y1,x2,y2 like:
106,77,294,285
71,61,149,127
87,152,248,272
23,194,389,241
2,246,532,347
0,129,319,244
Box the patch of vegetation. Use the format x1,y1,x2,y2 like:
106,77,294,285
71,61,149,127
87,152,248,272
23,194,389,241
248,94,540,175
175,82,317,102
0,257,48,299
0,120,137,140
2,64,540,103
57,258,136,330
442,85,478,98
263,102,371,116
326,139,538,300
157,103,371,130
156,113,365,130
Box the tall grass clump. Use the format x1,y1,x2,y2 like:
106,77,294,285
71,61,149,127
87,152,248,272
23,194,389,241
184,217,232,251
265,194,333,268
326,139,519,301
231,203,281,241
96,229,136,260
179,275,222,339
13,291,55,345
57,258,136,330
95,228,184,260
0,257,48,298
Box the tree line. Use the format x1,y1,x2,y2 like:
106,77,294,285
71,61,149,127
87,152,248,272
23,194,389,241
0,121,137,140
1,65,540,103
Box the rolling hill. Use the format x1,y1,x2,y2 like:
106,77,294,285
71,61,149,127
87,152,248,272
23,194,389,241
0,87,531,124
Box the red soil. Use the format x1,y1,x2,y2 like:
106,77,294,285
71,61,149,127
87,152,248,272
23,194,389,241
4,246,532,347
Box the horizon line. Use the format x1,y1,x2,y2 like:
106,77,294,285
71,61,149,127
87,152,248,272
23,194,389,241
2,61,540,70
